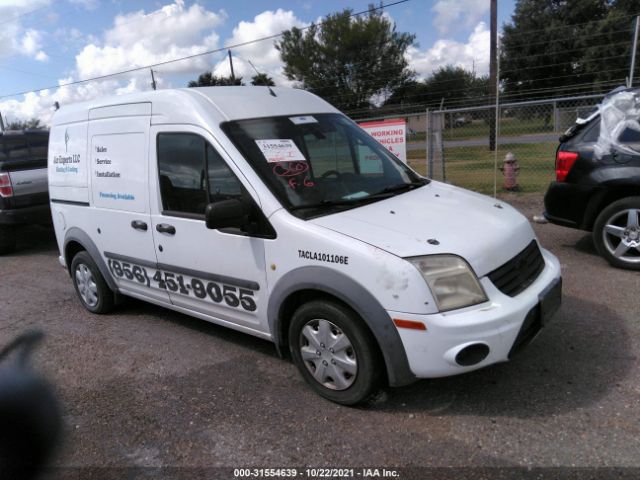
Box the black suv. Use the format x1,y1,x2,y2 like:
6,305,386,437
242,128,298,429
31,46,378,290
0,130,50,254
544,88,640,270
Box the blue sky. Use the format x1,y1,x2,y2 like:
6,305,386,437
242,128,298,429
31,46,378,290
0,0,517,123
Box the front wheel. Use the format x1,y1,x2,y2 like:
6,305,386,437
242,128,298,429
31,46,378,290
593,197,640,270
288,300,383,405
70,251,115,313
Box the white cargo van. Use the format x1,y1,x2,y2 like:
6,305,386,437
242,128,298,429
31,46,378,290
49,87,562,404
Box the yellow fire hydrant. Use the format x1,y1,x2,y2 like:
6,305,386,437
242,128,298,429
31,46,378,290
500,152,520,191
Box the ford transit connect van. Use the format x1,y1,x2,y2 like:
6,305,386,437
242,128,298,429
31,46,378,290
49,87,562,404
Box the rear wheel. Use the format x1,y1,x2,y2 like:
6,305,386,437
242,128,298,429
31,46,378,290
593,197,640,270
70,251,115,313
289,300,383,405
0,225,16,255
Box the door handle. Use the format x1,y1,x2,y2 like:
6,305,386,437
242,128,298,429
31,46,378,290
131,220,148,231
156,223,176,235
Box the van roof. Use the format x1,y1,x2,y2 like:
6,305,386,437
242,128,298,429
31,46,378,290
51,86,340,126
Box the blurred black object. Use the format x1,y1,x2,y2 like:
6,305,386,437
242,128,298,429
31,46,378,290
0,331,61,480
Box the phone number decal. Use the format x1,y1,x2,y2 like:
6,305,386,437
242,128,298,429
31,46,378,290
107,258,257,312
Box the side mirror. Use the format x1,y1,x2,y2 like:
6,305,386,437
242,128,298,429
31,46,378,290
205,199,247,230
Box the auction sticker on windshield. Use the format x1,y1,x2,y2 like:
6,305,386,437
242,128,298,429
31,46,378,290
255,139,306,163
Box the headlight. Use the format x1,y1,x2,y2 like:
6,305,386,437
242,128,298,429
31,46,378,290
408,255,488,312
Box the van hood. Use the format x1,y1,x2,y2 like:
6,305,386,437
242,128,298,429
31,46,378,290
310,181,536,277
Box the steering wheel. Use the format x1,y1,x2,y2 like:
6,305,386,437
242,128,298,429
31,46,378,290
320,169,342,180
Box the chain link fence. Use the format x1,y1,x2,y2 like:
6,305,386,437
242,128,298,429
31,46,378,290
355,93,605,196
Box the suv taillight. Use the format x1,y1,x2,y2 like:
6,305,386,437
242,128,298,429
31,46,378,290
0,172,13,197
555,151,578,182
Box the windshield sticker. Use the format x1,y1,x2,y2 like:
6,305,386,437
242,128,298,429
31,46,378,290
289,115,318,125
273,162,315,189
255,139,306,163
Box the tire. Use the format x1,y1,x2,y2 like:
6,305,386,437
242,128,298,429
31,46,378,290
593,196,640,271
0,225,16,255
70,251,115,314
288,300,383,405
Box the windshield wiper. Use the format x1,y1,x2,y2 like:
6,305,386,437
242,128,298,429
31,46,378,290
289,180,428,212
288,198,370,212
371,179,428,196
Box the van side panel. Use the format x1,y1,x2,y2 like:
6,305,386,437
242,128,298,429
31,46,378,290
48,121,89,204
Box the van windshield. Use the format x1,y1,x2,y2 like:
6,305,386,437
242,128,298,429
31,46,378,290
221,113,427,218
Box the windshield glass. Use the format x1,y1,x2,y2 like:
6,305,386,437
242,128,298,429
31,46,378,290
221,113,426,218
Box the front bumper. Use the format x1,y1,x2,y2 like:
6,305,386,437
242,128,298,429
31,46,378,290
390,248,562,378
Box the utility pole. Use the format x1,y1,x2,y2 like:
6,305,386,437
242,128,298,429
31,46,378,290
0,112,4,132
150,69,157,90
489,0,497,151
629,16,640,88
228,50,235,81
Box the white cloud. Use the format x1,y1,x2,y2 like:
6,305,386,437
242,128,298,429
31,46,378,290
0,1,51,62
0,0,229,125
75,0,226,78
432,0,489,35
406,22,490,78
213,9,306,85
34,50,49,62
19,29,48,61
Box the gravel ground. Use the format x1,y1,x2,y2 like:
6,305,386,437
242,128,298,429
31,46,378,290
0,193,639,479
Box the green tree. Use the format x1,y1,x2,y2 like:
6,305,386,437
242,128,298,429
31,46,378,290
384,66,489,112
251,73,275,86
501,0,610,99
187,72,244,87
581,1,640,86
7,118,43,130
276,5,415,114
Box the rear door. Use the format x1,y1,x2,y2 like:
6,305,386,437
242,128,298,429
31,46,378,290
87,103,169,304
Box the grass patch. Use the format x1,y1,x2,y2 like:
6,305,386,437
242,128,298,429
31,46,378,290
442,117,554,141
407,142,557,194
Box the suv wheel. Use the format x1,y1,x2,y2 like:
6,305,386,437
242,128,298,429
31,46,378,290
0,225,16,255
70,251,115,313
593,197,640,270
289,300,383,405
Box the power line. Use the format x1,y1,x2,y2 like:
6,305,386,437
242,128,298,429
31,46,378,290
0,0,410,101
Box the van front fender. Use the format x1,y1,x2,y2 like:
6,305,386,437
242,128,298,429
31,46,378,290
268,266,415,387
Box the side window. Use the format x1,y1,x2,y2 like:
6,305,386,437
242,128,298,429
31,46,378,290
158,133,208,215
354,137,384,175
207,144,243,201
619,124,640,151
0,140,6,160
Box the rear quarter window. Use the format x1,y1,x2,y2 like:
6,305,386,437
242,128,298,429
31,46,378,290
580,119,600,143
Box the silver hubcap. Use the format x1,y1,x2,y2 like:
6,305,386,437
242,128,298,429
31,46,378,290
75,264,99,307
603,208,640,264
299,319,357,391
